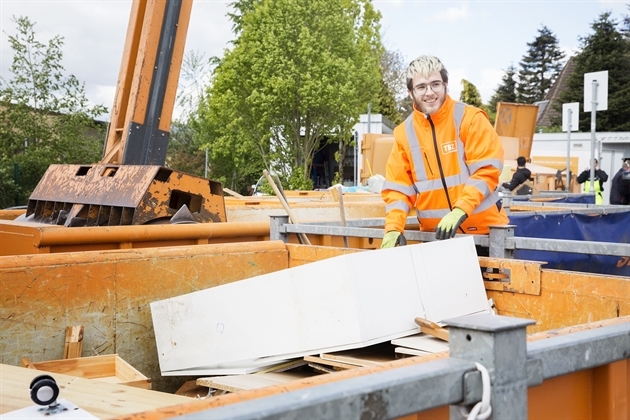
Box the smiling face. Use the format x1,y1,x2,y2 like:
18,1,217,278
408,71,447,116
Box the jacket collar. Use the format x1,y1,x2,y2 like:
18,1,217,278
413,95,455,125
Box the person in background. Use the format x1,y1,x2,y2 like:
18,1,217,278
502,156,531,192
380,55,508,250
610,156,630,205
577,158,608,205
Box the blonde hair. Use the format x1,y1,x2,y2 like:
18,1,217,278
406,55,449,90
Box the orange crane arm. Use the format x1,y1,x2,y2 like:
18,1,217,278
102,0,193,166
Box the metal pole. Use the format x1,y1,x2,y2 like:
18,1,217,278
488,224,515,259
269,215,290,242
367,102,371,134
205,148,208,178
566,109,572,192
355,130,360,186
589,80,598,196
13,162,19,207
447,314,535,420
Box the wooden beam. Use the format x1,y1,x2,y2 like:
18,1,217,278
64,325,84,359
414,317,449,342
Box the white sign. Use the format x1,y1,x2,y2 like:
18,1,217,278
562,102,579,132
584,71,608,112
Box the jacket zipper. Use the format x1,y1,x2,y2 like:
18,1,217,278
423,152,434,176
427,116,453,211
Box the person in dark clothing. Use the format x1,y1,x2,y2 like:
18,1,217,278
610,157,630,205
502,156,531,191
577,158,608,204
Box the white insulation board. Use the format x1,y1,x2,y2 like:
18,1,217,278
151,236,490,375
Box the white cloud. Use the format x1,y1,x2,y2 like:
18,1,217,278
426,2,469,23
479,68,504,103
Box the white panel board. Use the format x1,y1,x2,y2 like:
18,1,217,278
583,71,608,112
391,334,449,353
151,236,490,375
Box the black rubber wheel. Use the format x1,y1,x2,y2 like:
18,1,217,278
29,375,59,406
29,374,55,390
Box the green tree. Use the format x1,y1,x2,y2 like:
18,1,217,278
459,79,484,108
374,72,400,126
517,26,565,103
0,16,107,208
196,0,383,191
165,50,213,178
378,48,407,124
166,120,207,177
554,12,630,131
488,65,518,114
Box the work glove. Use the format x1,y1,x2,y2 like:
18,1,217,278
435,208,467,240
380,231,401,249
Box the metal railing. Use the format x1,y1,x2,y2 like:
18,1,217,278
269,213,630,259
176,315,630,420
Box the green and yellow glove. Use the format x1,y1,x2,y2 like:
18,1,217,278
435,208,467,240
381,231,401,249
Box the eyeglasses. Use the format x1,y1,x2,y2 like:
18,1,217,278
412,81,445,95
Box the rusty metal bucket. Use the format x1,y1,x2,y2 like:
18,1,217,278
26,164,226,226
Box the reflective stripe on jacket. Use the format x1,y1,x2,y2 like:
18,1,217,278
382,96,509,234
583,181,603,204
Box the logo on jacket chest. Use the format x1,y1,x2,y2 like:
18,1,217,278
441,141,457,154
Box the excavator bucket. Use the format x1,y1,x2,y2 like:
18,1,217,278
25,164,226,227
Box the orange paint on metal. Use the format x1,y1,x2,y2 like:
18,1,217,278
103,0,193,163
0,241,358,391
0,210,25,221
1,220,268,256
102,0,145,165
528,361,630,419
487,270,630,334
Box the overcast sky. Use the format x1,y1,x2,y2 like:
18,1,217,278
1,0,628,122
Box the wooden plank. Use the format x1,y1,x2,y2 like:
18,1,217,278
196,372,314,394
0,364,189,417
174,380,211,398
26,354,151,389
20,358,36,369
63,326,84,359
303,355,357,370
414,318,449,342
308,363,337,374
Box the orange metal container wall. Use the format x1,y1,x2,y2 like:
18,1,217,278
0,242,359,391
486,270,630,333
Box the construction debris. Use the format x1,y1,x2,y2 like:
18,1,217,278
151,236,491,376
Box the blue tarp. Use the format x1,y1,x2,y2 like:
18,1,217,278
511,195,595,204
509,211,630,277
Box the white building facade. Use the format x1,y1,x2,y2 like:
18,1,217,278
531,131,630,205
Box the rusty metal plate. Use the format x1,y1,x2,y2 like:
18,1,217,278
26,164,226,226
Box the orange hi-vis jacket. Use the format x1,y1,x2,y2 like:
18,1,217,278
382,95,509,234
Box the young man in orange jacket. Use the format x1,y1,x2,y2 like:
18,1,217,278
381,55,508,248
